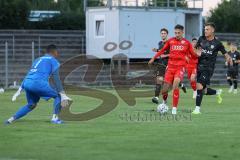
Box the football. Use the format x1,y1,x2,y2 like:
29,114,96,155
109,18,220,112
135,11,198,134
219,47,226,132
0,88,4,94
157,103,169,114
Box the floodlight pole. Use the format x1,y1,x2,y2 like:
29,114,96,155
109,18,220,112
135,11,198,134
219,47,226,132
84,0,87,12
5,42,8,89
107,0,112,9
32,41,35,64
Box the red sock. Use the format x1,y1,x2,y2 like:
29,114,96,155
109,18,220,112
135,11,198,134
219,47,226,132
190,81,197,91
162,93,168,101
173,89,179,108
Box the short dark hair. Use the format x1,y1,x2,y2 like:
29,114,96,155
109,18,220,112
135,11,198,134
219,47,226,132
46,44,57,53
205,22,216,30
160,28,169,34
192,37,197,41
174,24,184,30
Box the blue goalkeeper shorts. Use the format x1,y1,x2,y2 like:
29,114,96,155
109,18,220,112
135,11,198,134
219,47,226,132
23,79,59,105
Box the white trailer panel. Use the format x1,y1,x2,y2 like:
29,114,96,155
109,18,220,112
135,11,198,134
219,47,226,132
86,7,202,59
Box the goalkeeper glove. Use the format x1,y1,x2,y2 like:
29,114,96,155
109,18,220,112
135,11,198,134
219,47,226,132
12,87,22,102
60,92,72,108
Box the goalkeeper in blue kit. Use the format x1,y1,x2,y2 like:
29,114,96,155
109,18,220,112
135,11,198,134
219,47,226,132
5,45,72,124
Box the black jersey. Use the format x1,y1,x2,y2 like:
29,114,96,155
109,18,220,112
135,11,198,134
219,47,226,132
227,51,240,71
196,36,227,71
156,41,169,66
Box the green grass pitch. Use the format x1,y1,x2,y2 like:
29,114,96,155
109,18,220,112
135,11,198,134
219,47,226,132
0,88,240,160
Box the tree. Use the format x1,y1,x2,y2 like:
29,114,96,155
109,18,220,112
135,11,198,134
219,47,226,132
15,0,31,28
0,0,104,29
29,12,85,30
30,0,104,30
151,0,187,7
208,0,240,33
28,0,86,29
0,0,30,29
28,0,57,10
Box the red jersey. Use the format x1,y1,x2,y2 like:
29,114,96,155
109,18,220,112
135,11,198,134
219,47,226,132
154,37,195,67
187,50,198,68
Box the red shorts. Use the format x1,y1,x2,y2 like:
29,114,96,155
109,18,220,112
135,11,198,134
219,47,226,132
164,66,185,84
186,66,197,79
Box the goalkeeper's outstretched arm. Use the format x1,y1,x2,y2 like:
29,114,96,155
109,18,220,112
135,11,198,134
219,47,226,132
52,68,72,107
12,80,25,102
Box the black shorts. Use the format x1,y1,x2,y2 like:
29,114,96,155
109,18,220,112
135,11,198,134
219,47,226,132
226,69,238,79
153,63,167,77
197,69,214,86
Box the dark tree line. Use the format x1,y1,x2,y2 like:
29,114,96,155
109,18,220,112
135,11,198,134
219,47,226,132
2,0,239,32
0,0,103,30
208,0,240,33
153,0,187,7
0,0,30,29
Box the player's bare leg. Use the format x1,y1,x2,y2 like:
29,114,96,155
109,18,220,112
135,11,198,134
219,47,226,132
171,77,181,115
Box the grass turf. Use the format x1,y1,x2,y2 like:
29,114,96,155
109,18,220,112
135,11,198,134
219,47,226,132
0,88,240,160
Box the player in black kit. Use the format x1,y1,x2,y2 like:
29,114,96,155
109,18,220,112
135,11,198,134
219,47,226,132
151,28,169,104
226,42,240,94
192,23,232,114
151,28,187,104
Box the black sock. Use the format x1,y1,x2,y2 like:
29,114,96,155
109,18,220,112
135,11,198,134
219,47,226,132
233,80,238,89
205,88,217,95
227,79,233,86
155,84,161,97
196,89,203,107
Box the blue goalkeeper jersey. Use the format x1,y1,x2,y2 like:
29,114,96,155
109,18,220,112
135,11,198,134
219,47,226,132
25,54,60,81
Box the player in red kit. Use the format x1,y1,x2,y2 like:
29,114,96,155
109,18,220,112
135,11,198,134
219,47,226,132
149,24,197,115
186,38,198,99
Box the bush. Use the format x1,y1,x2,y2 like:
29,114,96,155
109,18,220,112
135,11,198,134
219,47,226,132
208,0,240,33
28,12,85,30
0,0,30,29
